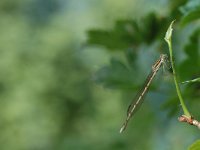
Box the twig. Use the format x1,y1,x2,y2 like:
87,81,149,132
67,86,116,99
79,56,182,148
178,115,200,129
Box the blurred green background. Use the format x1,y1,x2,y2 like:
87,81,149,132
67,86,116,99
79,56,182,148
0,0,199,150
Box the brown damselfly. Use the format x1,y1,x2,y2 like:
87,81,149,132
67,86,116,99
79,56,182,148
120,54,168,133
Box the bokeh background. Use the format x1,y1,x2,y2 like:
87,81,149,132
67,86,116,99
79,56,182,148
0,0,199,150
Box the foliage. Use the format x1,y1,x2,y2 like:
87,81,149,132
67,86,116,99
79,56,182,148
0,0,199,150
88,14,169,90
180,0,200,26
87,13,168,50
87,0,200,149
179,29,200,81
189,140,200,150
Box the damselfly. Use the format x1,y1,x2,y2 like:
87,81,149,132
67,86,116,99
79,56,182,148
120,54,168,133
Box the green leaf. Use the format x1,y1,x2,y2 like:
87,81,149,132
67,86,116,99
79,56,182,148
180,0,200,14
94,58,137,89
180,0,200,26
87,27,134,50
125,48,137,67
181,9,200,26
179,29,200,103
164,20,175,43
87,13,168,51
188,140,200,150
179,29,200,81
87,20,140,50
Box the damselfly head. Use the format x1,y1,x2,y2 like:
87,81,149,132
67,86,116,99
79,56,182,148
161,54,171,70
160,54,168,62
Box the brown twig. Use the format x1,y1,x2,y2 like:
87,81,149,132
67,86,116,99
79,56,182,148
178,115,200,129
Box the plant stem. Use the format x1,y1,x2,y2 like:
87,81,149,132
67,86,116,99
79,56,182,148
165,21,191,117
168,42,190,116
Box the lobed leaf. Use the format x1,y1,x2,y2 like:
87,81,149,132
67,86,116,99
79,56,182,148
93,58,137,89
87,13,168,51
179,29,200,81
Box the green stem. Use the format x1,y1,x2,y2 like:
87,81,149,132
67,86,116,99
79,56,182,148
168,41,190,116
165,21,191,117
